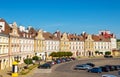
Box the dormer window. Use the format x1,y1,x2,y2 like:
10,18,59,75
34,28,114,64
100,39,102,41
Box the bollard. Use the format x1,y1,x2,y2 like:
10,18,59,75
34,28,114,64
12,61,18,77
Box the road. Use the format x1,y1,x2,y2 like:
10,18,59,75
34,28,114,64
32,58,120,77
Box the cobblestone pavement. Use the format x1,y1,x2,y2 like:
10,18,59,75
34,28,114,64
32,58,120,77
0,58,120,77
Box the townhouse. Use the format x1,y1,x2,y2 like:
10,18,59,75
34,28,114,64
60,33,70,52
0,19,10,69
42,31,59,60
92,35,111,55
34,29,45,60
19,26,35,64
68,34,84,57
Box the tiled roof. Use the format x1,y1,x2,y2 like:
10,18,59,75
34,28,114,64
68,34,84,41
92,35,111,42
43,32,59,40
0,18,12,35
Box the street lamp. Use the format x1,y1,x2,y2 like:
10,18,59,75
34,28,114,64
27,55,29,67
45,52,47,62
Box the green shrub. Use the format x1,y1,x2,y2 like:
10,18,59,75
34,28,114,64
24,58,33,65
105,51,111,55
32,56,40,61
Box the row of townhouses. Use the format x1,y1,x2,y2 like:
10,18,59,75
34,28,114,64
0,18,117,70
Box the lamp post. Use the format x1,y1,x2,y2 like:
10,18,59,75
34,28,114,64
27,55,29,67
45,52,47,62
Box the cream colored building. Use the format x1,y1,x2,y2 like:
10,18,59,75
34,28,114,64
0,19,12,70
9,22,20,67
68,34,84,57
43,31,59,60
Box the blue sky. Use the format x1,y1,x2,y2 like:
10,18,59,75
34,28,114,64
0,0,120,38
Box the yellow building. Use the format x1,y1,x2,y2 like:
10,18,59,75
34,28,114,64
84,34,94,56
60,33,70,52
34,30,45,58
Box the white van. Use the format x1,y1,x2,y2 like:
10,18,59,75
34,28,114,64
102,74,117,77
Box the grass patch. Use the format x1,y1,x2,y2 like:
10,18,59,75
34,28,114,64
19,64,38,75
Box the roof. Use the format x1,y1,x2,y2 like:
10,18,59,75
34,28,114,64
43,32,59,40
68,34,84,41
92,35,111,42
0,18,12,35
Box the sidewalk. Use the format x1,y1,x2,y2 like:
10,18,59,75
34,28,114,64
0,67,11,77
0,61,46,77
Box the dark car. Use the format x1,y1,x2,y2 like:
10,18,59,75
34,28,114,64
105,65,115,71
100,66,110,72
112,65,120,70
46,61,56,66
38,63,51,69
55,59,61,64
116,65,120,70
86,63,95,67
70,57,76,60
88,67,102,73
104,55,113,58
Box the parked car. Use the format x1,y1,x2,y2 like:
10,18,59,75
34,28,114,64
105,65,115,71
102,74,117,77
113,65,120,70
46,61,56,66
104,55,113,58
55,59,62,64
38,63,51,69
100,66,110,72
74,64,91,70
70,57,76,60
88,67,102,73
86,63,95,67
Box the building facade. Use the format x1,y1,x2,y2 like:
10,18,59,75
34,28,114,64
68,34,84,57
0,19,12,69
43,31,59,60
0,18,118,70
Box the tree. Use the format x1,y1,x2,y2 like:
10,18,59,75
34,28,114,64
99,52,103,55
49,52,57,57
105,51,111,55
57,52,64,58
95,51,99,55
32,56,39,61
66,52,73,57
24,58,33,65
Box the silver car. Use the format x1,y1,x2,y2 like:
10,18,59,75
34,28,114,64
74,64,91,70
